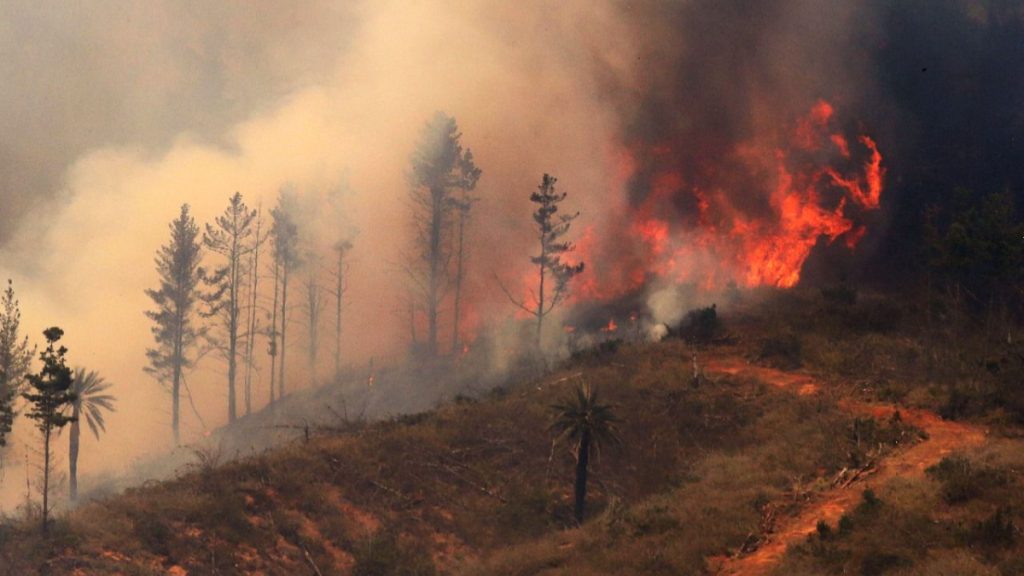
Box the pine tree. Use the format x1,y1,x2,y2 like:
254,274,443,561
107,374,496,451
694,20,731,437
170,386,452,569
451,165,480,353
145,204,203,445
22,327,76,534
408,112,481,356
502,174,585,348
270,191,301,399
202,192,257,423
0,280,34,452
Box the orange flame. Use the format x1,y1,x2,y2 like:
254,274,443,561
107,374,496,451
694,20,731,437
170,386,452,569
571,99,884,300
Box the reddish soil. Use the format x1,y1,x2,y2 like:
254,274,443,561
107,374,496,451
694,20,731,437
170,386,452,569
705,356,987,576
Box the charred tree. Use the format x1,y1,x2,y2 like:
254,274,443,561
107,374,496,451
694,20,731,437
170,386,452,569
407,112,481,357
202,192,257,423
22,327,76,534
0,280,34,454
145,204,203,445
501,174,584,349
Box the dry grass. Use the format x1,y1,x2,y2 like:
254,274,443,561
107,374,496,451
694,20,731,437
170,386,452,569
0,335,905,575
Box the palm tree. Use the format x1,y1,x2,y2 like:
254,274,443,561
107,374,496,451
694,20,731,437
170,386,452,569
551,380,620,524
68,368,116,501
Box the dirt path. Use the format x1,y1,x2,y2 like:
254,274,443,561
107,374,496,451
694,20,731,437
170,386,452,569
705,356,987,576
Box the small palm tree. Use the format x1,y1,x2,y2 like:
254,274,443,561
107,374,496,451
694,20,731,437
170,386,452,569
551,379,620,524
69,368,116,501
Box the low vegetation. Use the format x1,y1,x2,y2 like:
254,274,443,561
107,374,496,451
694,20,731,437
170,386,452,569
777,442,1024,575
0,336,917,575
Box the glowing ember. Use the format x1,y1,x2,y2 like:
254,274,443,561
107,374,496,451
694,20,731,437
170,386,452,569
600,319,618,332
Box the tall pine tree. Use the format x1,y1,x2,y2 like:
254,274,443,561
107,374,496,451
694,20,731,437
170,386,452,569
145,204,203,445
202,192,257,423
0,280,33,452
270,191,300,399
502,174,584,349
407,112,481,356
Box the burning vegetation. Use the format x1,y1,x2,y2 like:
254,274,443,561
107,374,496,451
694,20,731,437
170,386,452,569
576,99,886,301
0,1,1022,574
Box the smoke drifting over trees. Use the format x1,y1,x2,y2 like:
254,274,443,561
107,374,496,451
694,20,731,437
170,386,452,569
0,0,1017,510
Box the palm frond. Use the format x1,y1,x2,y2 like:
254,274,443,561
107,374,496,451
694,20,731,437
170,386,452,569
549,379,622,454
72,367,117,440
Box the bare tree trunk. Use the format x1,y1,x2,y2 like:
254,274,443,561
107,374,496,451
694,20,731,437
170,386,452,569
334,247,344,379
69,410,80,501
573,430,590,525
536,243,547,351
172,329,182,445
279,265,289,398
452,207,466,354
305,267,320,388
268,262,279,406
243,211,262,416
42,426,51,534
227,236,239,423
427,187,443,356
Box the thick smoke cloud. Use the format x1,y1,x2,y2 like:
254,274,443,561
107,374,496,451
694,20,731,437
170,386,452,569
0,0,628,508
0,1,359,244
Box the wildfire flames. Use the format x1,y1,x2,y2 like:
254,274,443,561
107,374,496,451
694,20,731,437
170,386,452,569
575,100,885,302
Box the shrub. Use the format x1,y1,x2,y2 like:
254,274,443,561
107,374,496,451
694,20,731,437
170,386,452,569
964,508,1016,550
352,530,436,576
838,514,854,536
679,305,721,344
130,511,173,557
759,333,802,369
816,520,832,540
856,489,881,515
926,456,1007,504
821,283,857,307
859,551,908,576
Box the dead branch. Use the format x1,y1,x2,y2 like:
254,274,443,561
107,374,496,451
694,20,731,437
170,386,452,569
301,546,324,576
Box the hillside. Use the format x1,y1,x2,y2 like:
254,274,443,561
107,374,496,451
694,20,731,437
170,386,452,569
3,290,1024,575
